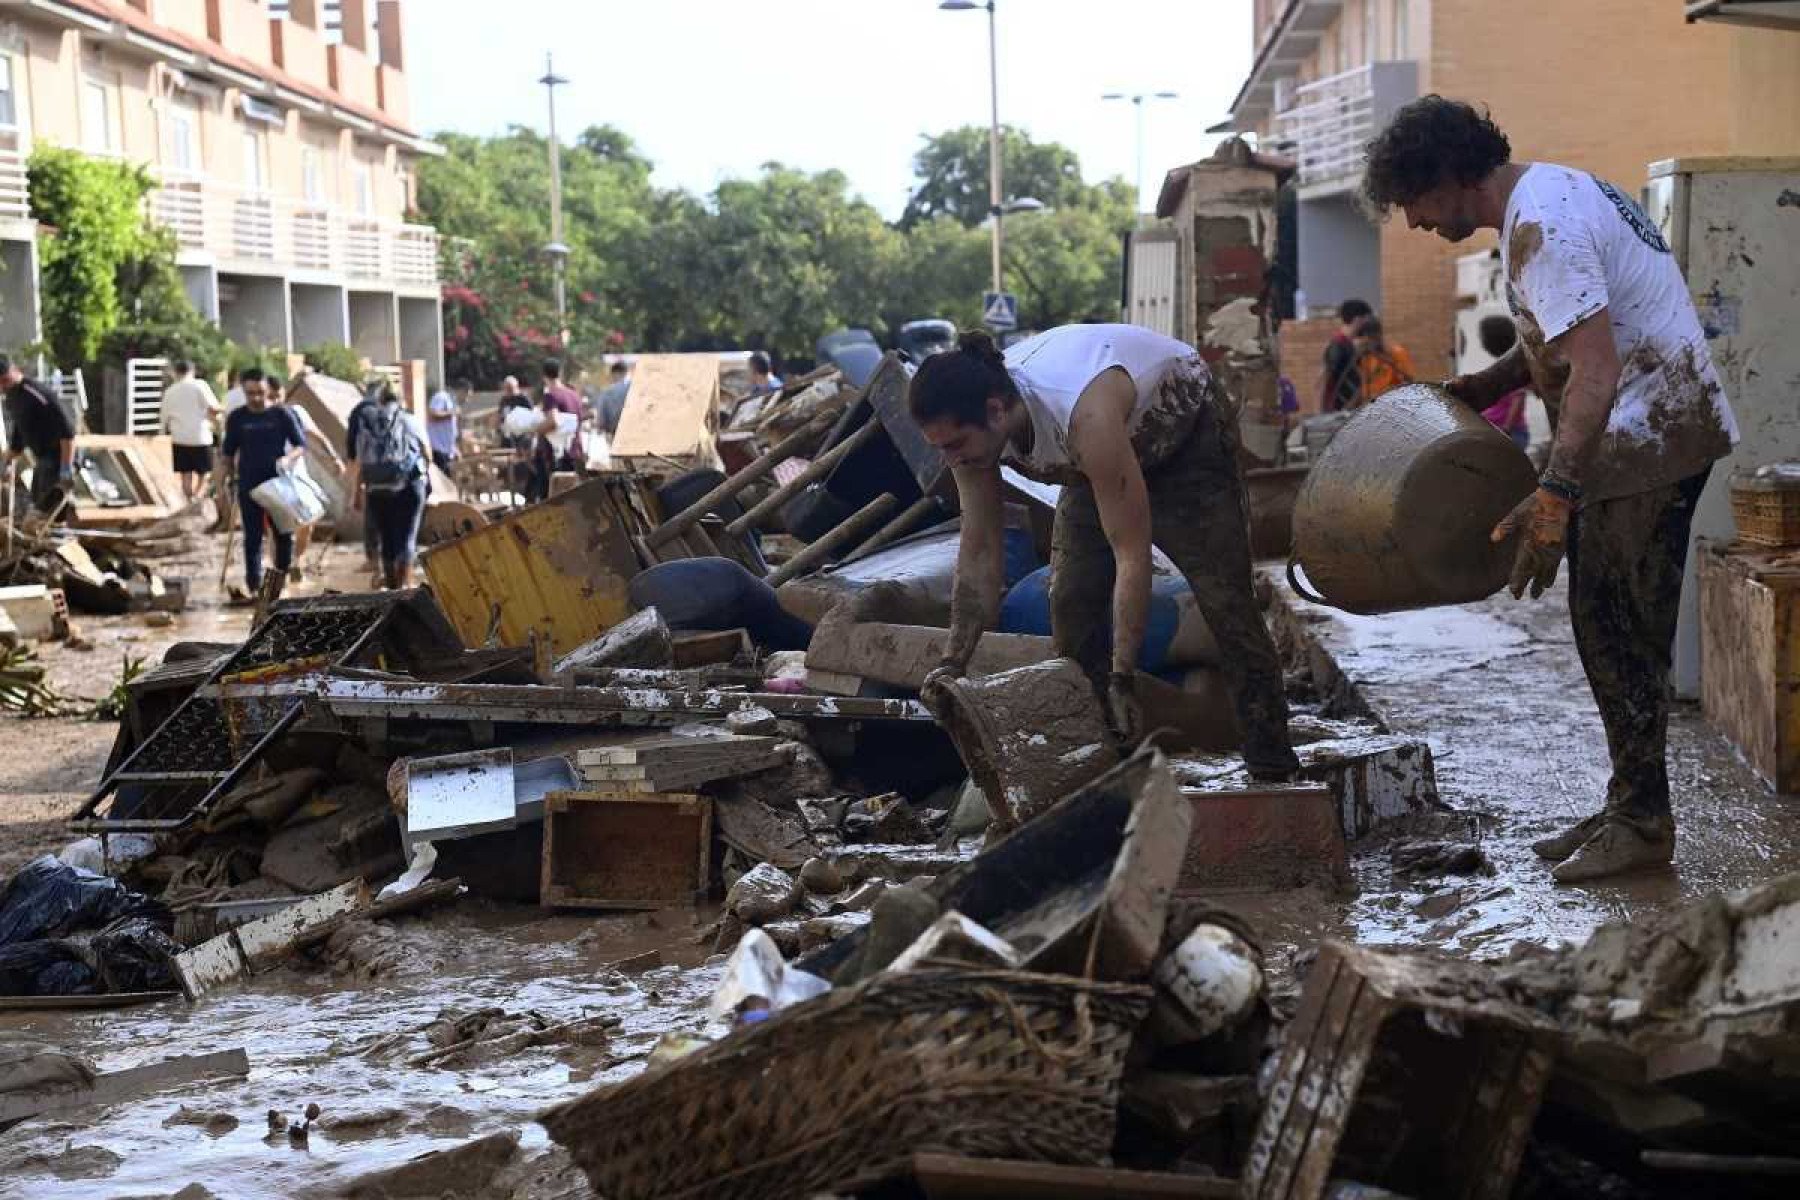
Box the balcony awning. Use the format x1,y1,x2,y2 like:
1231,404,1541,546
1685,0,1800,28
1229,0,1346,124
240,95,286,127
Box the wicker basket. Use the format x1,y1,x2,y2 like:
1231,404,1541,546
1733,472,1800,549
539,968,1151,1200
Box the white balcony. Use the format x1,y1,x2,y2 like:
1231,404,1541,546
1271,61,1418,198
0,146,30,226
147,173,440,290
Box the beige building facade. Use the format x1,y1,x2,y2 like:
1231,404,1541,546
1229,0,1800,392
0,0,441,382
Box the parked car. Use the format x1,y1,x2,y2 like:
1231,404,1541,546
815,329,883,387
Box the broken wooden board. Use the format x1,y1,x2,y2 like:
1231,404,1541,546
0,991,177,1012
0,1048,249,1127
610,354,723,467
173,880,368,999
910,1153,1238,1198
1177,784,1350,893
805,621,1052,693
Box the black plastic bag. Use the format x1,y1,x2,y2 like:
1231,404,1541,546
0,855,161,947
0,918,180,996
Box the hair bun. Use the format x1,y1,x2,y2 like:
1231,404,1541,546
956,329,1004,367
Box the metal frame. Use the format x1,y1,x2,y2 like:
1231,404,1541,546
70,595,405,833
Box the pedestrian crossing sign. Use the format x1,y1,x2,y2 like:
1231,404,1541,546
982,291,1018,331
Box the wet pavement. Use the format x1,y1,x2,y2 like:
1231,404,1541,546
1272,571,1800,958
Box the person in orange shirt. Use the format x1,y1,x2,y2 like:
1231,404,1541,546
1352,315,1416,404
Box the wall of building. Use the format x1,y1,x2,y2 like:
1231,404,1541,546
1297,194,1380,314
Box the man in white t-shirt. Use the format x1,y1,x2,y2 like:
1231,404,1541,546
425,380,461,474
159,359,221,501
1363,96,1739,883
908,325,1299,782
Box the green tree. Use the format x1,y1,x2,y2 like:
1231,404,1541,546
28,148,156,366
900,126,1091,230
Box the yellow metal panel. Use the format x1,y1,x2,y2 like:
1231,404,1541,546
421,479,639,659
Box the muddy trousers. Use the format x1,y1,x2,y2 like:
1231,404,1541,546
238,487,293,592
1565,467,1710,830
1048,413,1299,776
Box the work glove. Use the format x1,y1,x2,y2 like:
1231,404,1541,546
1105,671,1144,747
1441,375,1493,411
1491,487,1573,600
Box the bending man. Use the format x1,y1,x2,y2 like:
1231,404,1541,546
909,327,1298,777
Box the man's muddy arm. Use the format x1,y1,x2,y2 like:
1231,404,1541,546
1069,375,1152,676
1544,310,1621,488
940,463,1004,674
1448,343,1530,409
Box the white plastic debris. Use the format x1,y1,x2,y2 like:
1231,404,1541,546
377,842,438,901
708,928,830,1022
57,834,157,877
887,912,1020,974
1151,923,1264,1042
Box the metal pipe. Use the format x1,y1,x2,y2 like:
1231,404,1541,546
723,418,883,537
766,493,899,587
986,0,1003,295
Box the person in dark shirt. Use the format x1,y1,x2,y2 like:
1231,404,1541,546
1320,298,1372,412
216,370,305,597
1,354,76,517
345,382,385,583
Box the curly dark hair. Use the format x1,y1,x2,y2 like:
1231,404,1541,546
1361,95,1511,216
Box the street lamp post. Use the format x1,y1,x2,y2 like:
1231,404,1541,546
1102,91,1179,215
941,0,1003,296
538,52,570,345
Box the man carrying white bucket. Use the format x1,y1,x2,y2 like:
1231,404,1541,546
1362,96,1739,883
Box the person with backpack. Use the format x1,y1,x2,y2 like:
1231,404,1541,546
345,384,430,589
1351,315,1417,405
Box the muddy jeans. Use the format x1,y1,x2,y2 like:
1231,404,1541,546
1565,467,1710,830
1048,384,1299,776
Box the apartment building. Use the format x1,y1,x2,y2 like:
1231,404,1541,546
0,0,442,383
1227,0,1800,390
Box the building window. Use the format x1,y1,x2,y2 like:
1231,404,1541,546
0,56,16,129
243,129,266,192
1394,0,1411,58
166,102,198,174
301,145,324,203
83,78,116,153
353,162,373,216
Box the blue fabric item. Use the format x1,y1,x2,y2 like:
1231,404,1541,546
1000,527,1040,590
998,564,1183,673
629,557,814,651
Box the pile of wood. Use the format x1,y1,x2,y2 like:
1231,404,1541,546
576,735,788,795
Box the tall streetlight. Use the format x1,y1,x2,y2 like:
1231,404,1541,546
1102,91,1180,215
940,0,1003,296
538,52,570,345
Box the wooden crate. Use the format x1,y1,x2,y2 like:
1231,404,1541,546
540,790,712,910
1698,540,1800,792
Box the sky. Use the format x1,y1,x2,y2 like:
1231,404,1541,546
406,0,1253,218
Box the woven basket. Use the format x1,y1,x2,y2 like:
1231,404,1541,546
1732,475,1800,549
539,968,1151,1200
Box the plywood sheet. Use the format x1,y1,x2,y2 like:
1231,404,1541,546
609,354,721,464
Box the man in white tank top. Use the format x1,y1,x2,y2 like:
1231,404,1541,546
908,325,1299,781
1364,97,1738,884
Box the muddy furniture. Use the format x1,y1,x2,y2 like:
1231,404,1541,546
539,791,712,910
541,968,1150,1200
1698,539,1800,791
1242,940,1555,1200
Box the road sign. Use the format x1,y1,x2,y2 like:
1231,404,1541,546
981,291,1018,331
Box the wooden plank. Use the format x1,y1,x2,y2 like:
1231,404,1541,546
911,1153,1238,1198
805,622,1053,691
0,991,177,1012
0,1049,250,1125
611,354,722,464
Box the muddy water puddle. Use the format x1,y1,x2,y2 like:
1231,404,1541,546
0,905,719,1200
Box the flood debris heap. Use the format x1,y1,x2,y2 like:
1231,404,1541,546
2,351,1798,1199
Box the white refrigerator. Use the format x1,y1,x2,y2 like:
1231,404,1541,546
1642,156,1800,698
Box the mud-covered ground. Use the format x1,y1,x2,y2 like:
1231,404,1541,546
4,526,1800,1197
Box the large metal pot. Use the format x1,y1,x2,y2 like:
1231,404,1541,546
1289,384,1535,614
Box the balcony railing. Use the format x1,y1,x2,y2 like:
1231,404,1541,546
0,146,30,223
1273,64,1377,190
147,173,440,288
1271,61,1418,195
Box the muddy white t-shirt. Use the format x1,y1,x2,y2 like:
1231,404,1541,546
1502,163,1737,500
1001,324,1198,481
